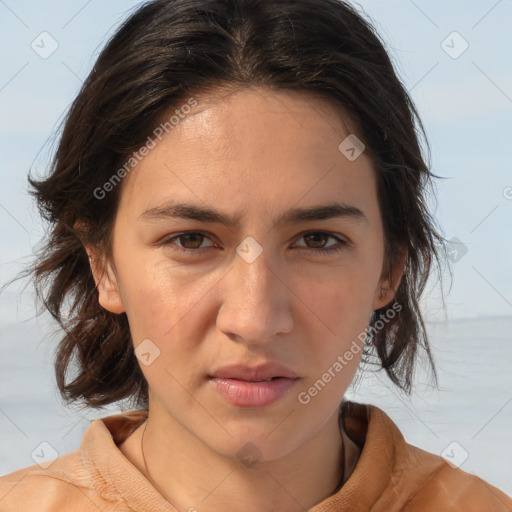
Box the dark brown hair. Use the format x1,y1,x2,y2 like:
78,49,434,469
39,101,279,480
22,0,447,410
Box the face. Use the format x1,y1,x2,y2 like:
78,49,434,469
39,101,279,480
88,87,404,462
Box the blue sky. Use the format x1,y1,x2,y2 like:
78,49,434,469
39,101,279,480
0,0,511,321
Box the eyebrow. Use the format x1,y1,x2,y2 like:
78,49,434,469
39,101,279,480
139,201,368,227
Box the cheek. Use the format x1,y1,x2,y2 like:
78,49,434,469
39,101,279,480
303,249,382,319
117,257,216,394
294,248,383,367
307,281,372,362
117,253,216,343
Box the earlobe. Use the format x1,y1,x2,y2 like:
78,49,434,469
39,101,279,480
372,284,391,311
84,246,126,315
373,245,407,310
373,283,395,310
97,268,126,314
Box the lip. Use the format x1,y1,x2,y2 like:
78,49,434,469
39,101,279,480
209,362,298,381
208,362,300,408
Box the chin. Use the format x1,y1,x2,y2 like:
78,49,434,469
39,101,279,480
202,425,304,463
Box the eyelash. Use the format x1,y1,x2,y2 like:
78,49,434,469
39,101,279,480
159,231,348,256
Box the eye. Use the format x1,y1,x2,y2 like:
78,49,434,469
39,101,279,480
294,231,348,255
158,230,348,255
160,232,217,253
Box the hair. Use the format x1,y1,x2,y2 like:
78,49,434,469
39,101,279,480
21,0,447,410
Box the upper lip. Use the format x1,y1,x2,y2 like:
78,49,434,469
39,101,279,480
209,362,299,381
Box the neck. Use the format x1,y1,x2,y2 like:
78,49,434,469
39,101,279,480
124,404,345,512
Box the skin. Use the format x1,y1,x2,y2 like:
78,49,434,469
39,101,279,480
86,86,406,511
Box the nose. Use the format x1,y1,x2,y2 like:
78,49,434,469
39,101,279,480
216,245,294,345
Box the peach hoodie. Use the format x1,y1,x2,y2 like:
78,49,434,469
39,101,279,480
1,401,511,511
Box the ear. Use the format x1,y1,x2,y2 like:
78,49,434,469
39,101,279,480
372,244,407,310
83,243,126,315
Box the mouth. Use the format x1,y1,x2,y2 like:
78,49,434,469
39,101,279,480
211,376,283,382
207,362,300,407
208,376,299,408
209,361,299,382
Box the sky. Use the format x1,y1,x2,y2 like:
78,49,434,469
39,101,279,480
0,0,511,322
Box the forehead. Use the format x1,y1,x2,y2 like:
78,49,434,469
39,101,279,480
117,87,379,221
171,87,358,151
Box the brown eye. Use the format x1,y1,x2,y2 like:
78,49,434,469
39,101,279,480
304,232,330,249
176,233,205,249
294,231,348,255
160,231,216,253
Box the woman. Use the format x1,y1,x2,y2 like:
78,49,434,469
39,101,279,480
1,0,511,510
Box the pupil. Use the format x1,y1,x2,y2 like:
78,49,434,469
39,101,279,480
306,233,326,248
182,234,202,249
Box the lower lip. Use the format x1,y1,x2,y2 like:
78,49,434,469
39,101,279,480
209,377,299,408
